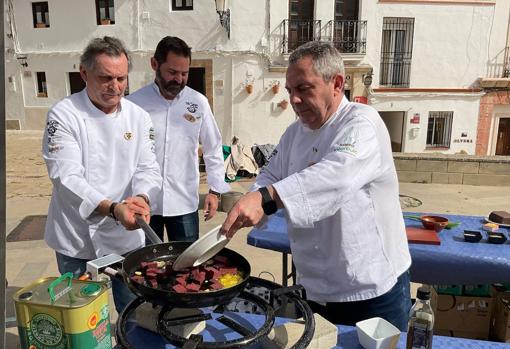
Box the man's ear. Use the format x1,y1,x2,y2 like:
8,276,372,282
333,74,345,92
79,65,87,83
333,73,344,94
150,57,158,72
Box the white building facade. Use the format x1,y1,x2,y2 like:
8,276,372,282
5,0,510,155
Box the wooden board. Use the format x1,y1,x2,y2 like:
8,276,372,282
406,227,441,245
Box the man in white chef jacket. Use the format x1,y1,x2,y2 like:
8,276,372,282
221,41,412,330
128,36,230,242
42,36,162,313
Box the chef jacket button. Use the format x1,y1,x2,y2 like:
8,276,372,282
314,245,318,250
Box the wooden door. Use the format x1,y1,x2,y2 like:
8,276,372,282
288,0,314,51
496,118,510,155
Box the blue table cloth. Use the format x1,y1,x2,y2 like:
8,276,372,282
117,312,509,348
247,211,510,284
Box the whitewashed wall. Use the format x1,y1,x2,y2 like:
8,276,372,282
363,0,509,88
371,92,483,154
5,0,509,152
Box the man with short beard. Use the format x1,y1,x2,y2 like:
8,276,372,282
128,36,230,242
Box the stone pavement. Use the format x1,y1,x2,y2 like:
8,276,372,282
5,130,510,348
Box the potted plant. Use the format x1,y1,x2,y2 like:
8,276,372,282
244,77,255,94
271,80,280,94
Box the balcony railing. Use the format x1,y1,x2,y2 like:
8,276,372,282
329,20,367,54
282,19,321,54
485,46,510,79
504,46,510,78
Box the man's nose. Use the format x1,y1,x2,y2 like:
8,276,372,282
290,93,301,104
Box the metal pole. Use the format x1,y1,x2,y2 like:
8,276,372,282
0,0,7,345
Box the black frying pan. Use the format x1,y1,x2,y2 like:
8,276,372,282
122,241,251,308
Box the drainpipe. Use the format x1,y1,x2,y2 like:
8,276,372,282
136,0,141,50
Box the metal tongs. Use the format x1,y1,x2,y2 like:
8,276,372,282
135,215,163,244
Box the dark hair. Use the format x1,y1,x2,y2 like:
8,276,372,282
80,36,132,71
289,41,344,82
153,36,191,65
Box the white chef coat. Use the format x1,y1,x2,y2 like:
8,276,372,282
127,83,230,216
253,97,411,303
42,89,163,259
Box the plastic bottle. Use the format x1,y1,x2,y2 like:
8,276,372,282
406,286,434,349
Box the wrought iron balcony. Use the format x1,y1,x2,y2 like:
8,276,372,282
505,46,510,78
479,46,510,89
328,20,367,54
282,19,321,54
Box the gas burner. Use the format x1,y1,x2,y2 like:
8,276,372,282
115,277,315,349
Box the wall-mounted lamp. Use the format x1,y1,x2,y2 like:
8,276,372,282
17,56,28,68
214,0,230,39
363,69,373,88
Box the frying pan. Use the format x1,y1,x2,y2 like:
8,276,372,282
122,236,251,307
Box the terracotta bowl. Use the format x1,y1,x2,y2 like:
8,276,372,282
420,215,449,232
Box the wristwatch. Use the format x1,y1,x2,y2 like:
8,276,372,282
208,189,221,199
259,187,277,215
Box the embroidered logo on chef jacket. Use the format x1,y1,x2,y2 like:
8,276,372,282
124,132,133,140
47,120,59,136
186,102,199,113
333,131,358,155
48,143,63,154
184,113,196,122
46,120,62,145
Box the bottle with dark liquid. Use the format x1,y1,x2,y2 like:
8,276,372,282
406,286,434,349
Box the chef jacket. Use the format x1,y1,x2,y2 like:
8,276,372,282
127,83,230,216
42,89,163,259
253,97,411,303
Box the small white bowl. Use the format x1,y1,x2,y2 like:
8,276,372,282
356,317,401,349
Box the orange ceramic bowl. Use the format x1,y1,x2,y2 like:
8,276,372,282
420,215,449,232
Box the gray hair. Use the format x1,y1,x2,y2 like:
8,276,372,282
80,36,132,72
288,41,345,81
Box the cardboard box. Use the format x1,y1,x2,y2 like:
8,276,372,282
464,284,491,297
490,285,510,342
491,297,510,342
431,287,493,340
434,284,463,296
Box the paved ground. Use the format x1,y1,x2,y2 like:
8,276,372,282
5,130,510,348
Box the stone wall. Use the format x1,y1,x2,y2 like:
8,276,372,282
394,153,510,186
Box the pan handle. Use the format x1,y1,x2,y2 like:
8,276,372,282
135,215,163,244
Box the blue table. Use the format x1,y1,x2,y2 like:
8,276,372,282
247,211,510,285
118,312,509,348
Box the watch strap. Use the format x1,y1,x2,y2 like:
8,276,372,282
208,189,221,198
259,186,273,203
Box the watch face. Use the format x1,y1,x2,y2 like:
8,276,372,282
263,201,278,215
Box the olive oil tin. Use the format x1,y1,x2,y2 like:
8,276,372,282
13,273,112,349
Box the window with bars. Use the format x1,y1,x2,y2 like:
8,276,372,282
172,0,193,11
32,2,50,28
426,111,453,148
96,0,115,25
36,72,48,97
380,17,414,87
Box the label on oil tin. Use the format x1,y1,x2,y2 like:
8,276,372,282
20,307,112,349
30,313,65,348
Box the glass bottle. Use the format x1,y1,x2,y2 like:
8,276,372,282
406,286,434,349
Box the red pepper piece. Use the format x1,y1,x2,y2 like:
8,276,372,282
219,267,238,275
186,283,201,292
172,284,187,293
